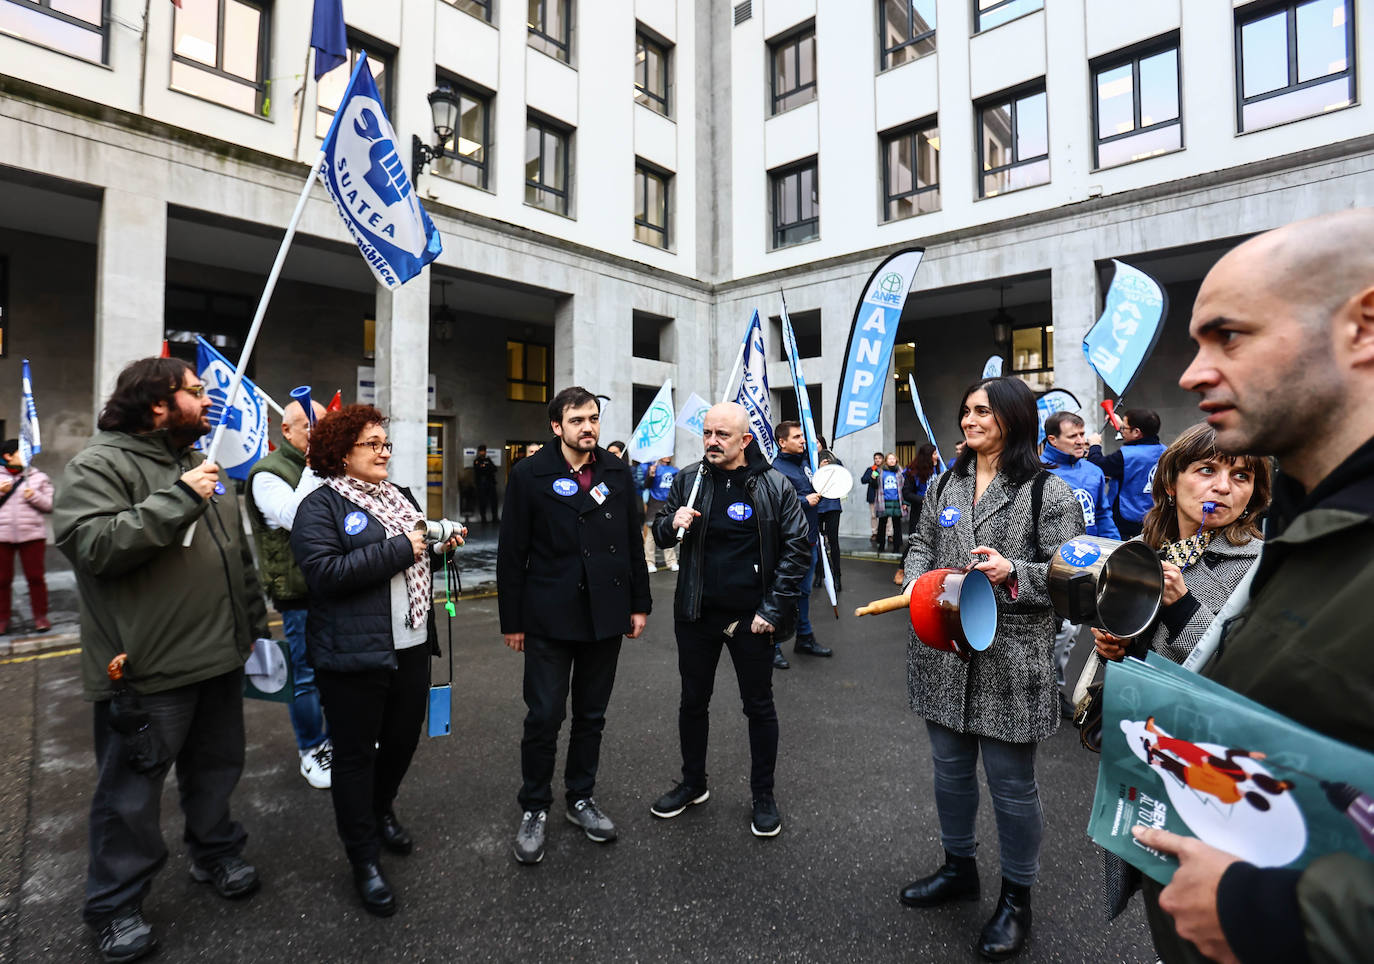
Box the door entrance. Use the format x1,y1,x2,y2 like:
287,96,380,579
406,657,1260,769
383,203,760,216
427,420,446,519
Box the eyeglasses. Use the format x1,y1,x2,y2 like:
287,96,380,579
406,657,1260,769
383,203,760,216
354,440,394,454
178,385,207,398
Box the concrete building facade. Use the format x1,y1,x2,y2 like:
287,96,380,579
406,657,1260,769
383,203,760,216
0,0,1370,533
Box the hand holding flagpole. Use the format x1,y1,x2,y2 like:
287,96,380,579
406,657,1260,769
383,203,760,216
676,318,753,542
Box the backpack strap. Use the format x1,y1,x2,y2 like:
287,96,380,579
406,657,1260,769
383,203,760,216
932,470,952,507
1030,470,1048,562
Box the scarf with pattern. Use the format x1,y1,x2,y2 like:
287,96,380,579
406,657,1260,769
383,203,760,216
1161,529,1214,570
324,475,431,629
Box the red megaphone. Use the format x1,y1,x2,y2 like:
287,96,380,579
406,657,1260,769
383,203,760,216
1101,398,1122,431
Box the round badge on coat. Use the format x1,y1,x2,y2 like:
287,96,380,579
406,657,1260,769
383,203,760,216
726,501,753,522
1060,539,1102,567
552,478,578,497
938,506,961,527
343,511,368,535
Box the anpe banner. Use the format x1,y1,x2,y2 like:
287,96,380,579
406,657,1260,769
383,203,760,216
833,248,924,441
18,358,40,468
629,379,675,463
1083,261,1168,398
982,355,1004,378
197,338,269,480
735,310,776,461
320,53,443,290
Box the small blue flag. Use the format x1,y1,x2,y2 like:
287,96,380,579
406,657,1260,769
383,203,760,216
1083,261,1168,398
779,307,820,473
196,338,269,481
19,359,40,468
311,0,348,80
320,53,443,290
735,311,776,461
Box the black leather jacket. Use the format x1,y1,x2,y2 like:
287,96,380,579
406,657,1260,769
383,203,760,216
651,440,811,640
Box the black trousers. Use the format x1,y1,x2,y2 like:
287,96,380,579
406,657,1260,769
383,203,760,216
519,634,623,812
84,668,247,925
876,513,903,550
475,483,498,521
675,612,778,797
817,510,842,590
315,644,430,864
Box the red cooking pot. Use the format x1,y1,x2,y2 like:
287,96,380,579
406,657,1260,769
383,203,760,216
907,565,999,662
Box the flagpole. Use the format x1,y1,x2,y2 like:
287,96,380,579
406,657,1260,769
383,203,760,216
676,314,754,542
183,149,326,548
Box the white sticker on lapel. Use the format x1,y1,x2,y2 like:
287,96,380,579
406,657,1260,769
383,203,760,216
344,511,368,535
590,482,609,505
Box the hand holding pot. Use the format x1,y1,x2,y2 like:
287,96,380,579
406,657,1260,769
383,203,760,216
1160,562,1188,606
970,546,1014,585
1091,627,1129,661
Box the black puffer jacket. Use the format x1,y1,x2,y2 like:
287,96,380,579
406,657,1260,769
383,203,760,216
651,440,811,639
290,483,439,672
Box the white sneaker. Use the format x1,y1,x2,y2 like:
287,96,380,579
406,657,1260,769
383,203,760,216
647,564,658,573
300,741,332,789
669,563,680,571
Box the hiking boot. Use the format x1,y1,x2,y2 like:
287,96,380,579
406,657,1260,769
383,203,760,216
566,797,617,843
513,810,547,865
650,782,710,818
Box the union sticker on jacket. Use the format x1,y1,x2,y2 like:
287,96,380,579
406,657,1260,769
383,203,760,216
590,482,610,505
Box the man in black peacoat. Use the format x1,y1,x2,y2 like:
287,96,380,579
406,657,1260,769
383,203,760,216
497,387,651,866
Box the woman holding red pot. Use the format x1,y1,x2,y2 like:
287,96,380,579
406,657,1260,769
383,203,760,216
898,377,1084,961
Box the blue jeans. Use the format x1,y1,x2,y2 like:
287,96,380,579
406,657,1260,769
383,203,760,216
925,720,1043,887
796,542,817,636
281,608,328,752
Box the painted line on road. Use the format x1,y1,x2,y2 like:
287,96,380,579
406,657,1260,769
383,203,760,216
0,647,80,666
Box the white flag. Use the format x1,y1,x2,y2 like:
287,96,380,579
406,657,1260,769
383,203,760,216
675,393,711,435
629,380,675,463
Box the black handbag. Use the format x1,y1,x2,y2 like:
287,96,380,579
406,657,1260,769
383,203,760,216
1071,654,1106,753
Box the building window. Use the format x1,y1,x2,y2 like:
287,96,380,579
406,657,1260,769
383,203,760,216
316,38,392,140
769,23,816,115
881,120,940,221
879,0,935,70
1093,40,1181,169
527,0,570,63
1009,323,1054,393
1236,0,1354,132
770,158,819,248
526,116,571,215
634,163,670,249
0,0,107,63
978,84,1049,197
436,78,492,189
443,0,490,22
171,0,269,116
635,29,671,116
974,0,1042,33
507,340,550,403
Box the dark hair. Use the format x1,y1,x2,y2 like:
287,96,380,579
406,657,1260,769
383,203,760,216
774,420,802,441
1122,408,1161,437
1043,411,1085,439
873,451,884,460
477,444,487,452
1140,422,1271,548
908,443,937,484
951,377,1043,485
548,386,599,424
0,439,17,457
307,404,388,478
607,440,627,454
96,358,193,433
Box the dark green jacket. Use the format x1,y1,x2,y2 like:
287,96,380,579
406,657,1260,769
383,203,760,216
52,430,269,701
245,442,310,605
1145,435,1374,964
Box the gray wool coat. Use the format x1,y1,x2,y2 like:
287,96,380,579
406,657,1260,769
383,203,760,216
1142,534,1262,664
902,467,1084,744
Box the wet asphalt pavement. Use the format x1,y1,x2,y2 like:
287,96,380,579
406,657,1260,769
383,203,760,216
0,556,1156,963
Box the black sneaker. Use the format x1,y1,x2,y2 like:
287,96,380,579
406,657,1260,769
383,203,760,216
794,634,833,657
95,906,157,963
189,854,259,899
650,782,710,818
751,796,782,837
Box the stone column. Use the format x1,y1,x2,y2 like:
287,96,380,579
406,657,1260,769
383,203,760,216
374,279,430,494
1050,254,1103,420
94,189,165,414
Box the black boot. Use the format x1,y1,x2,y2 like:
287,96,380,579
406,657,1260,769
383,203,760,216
352,860,397,917
899,850,979,907
977,879,1032,960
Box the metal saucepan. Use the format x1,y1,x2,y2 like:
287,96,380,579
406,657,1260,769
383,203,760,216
1048,536,1164,638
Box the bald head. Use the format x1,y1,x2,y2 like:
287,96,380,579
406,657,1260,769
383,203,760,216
705,402,749,435
702,402,753,469
281,399,327,452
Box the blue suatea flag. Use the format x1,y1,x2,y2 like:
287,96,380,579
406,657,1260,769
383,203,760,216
833,248,925,441
1083,261,1169,398
735,310,776,461
310,0,347,79
18,359,40,468
779,306,820,474
320,53,443,290
197,338,269,480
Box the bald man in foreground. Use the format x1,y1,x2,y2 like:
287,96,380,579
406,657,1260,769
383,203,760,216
647,403,811,837
1133,209,1374,964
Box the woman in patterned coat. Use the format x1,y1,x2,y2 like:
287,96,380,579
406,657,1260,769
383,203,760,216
898,377,1083,962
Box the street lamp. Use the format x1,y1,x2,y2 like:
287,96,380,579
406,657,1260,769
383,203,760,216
412,85,461,177
987,285,1014,354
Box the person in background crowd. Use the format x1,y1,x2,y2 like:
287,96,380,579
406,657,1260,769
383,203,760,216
1130,209,1374,964
245,398,331,790
649,403,810,838
1041,411,1119,716
498,388,650,866
1087,408,1166,540
874,452,904,553
525,442,542,458
902,443,940,531
643,455,680,573
861,451,884,547
814,445,843,593
898,377,1083,962
0,438,53,635
473,444,499,524
771,421,832,664
54,358,268,963
291,405,463,917
607,441,644,532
